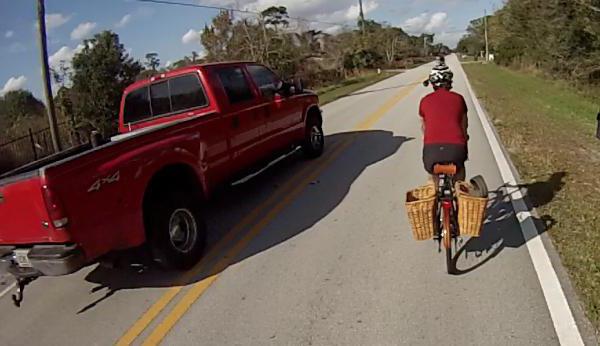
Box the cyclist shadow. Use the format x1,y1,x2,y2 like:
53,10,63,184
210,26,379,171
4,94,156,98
451,172,566,275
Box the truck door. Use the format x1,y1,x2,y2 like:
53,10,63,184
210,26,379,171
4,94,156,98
214,66,267,172
246,64,301,152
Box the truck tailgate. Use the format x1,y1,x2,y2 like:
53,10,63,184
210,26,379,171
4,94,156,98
0,175,69,244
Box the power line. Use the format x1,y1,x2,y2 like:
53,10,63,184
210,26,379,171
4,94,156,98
135,0,350,27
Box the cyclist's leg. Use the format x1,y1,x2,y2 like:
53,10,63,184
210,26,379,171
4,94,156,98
423,143,465,184
455,164,466,182
444,144,467,182
422,144,438,185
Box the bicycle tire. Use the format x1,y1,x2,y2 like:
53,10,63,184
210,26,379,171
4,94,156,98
470,175,488,198
446,245,453,274
442,206,455,274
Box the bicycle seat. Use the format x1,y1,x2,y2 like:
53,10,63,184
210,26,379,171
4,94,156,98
433,163,457,176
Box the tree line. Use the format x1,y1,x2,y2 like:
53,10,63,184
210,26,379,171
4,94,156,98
457,0,600,87
1,6,446,145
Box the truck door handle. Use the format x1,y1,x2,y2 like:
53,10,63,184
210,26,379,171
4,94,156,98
232,116,240,129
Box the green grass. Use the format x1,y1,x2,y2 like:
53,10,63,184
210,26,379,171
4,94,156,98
317,72,397,105
464,63,600,331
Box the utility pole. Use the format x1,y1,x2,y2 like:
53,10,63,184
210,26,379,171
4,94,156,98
37,0,61,152
423,35,428,56
484,9,489,62
358,0,365,36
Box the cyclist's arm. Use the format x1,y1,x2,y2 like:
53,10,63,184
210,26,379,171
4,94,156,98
419,100,425,135
461,97,469,141
462,112,468,138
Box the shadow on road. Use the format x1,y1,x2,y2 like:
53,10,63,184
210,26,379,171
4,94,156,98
452,172,566,275
79,130,412,313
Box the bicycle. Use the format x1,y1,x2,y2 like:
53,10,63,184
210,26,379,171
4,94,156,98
432,163,487,274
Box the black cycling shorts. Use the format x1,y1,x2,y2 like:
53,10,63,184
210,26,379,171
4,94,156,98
423,143,468,174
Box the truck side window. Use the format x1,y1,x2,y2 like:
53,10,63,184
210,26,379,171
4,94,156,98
216,67,254,104
124,86,151,123
150,81,171,116
170,75,208,112
247,65,279,94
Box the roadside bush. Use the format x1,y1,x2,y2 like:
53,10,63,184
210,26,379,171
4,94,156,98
0,149,17,174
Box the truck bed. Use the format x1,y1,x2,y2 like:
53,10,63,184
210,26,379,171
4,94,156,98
0,144,94,186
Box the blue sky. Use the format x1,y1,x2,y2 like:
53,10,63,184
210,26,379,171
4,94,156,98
0,0,501,100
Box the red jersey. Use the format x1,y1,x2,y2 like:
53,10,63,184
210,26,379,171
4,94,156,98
419,88,468,145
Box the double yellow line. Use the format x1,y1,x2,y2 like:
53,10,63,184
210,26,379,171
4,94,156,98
116,76,422,346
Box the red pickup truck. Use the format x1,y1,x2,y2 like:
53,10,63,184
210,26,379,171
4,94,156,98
0,62,323,303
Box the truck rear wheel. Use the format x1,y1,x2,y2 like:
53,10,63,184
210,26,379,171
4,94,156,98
147,190,206,270
302,116,324,158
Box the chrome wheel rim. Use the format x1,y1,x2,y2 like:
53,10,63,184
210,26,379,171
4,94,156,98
310,125,323,150
168,209,198,253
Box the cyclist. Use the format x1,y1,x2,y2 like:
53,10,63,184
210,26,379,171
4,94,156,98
419,64,468,183
435,55,446,66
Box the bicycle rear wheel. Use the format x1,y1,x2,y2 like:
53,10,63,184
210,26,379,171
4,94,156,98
442,206,455,274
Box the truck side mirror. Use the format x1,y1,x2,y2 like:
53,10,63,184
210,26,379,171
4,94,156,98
276,81,293,96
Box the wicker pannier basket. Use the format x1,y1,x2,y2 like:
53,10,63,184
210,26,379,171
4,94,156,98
455,181,488,237
405,184,436,241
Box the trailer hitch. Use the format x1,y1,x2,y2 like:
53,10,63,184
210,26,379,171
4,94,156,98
12,276,37,307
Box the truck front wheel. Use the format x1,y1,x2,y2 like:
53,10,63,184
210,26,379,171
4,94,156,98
147,190,206,270
302,116,324,158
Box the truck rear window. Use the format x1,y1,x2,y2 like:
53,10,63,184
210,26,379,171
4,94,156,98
123,74,208,124
150,81,171,116
124,87,150,123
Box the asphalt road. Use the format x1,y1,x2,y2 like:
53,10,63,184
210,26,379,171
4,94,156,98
0,56,594,345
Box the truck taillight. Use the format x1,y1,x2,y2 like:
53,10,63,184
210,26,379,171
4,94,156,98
42,185,69,229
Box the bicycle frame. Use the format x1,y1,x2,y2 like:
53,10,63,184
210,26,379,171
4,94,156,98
435,174,458,238
435,172,459,274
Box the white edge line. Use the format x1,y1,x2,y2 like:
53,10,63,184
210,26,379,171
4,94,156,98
0,282,16,300
456,58,584,346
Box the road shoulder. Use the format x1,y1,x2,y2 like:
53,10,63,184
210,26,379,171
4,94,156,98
457,60,597,345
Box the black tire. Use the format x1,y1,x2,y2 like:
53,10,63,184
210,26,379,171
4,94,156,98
302,117,324,159
146,190,206,270
470,175,489,198
446,246,454,274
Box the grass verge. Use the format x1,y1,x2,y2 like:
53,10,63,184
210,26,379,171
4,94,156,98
317,72,398,105
464,63,600,330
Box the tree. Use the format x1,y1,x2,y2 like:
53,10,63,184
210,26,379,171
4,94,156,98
460,0,600,86
70,31,142,136
456,16,493,56
262,6,290,29
198,6,434,83
201,11,233,62
0,90,46,126
145,52,160,71
51,61,72,88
